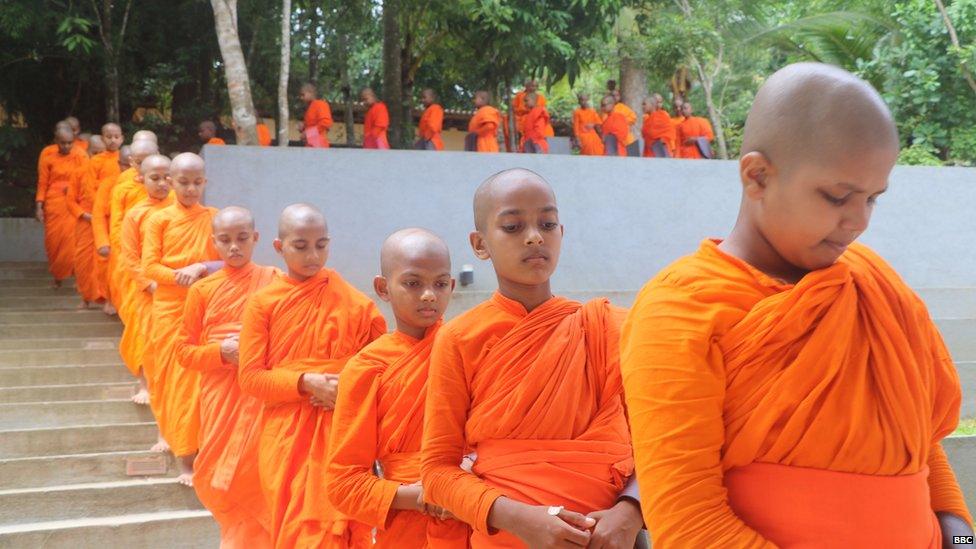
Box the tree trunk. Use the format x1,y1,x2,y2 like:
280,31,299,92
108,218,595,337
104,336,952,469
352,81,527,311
307,3,319,85
338,31,355,145
691,56,728,159
382,0,403,148
210,0,259,145
93,0,132,123
278,0,291,147
934,0,976,96
620,56,646,141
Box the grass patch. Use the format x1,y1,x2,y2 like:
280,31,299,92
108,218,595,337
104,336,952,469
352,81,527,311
953,418,976,436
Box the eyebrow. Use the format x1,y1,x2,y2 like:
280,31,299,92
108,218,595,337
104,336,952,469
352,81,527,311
837,182,888,194
497,205,558,217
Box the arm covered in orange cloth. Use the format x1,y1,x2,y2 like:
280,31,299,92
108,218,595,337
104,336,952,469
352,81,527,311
36,155,53,202
120,209,150,291
928,443,973,523
327,358,401,528
237,295,306,405
367,105,390,138
141,212,178,286
176,283,225,373
421,326,505,534
620,284,774,548
65,169,87,218
92,177,113,250
419,105,443,141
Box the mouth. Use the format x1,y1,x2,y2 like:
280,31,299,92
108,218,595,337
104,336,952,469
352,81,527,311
822,239,853,253
522,253,548,264
417,307,439,317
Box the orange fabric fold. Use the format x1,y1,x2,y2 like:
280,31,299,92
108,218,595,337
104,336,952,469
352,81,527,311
676,116,714,159
89,150,121,301
468,106,501,153
327,326,470,548
620,239,972,548
419,104,445,151
572,108,604,156
37,149,86,280
257,123,272,147
304,99,333,148
238,268,386,548
107,167,140,311
65,158,99,301
176,263,277,547
642,110,675,157
520,106,550,153
142,202,219,457
364,102,391,149
422,294,633,548
601,112,629,157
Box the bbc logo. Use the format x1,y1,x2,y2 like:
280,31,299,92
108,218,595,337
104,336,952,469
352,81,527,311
953,536,975,544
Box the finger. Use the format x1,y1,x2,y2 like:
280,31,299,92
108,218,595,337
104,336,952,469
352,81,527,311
557,522,591,547
558,509,597,531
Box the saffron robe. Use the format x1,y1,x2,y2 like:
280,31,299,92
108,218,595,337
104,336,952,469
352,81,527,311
572,107,604,156
612,102,638,146
601,112,630,157
467,106,501,153
207,137,226,146
642,110,675,157
520,106,550,154
65,159,100,301
37,149,86,280
89,151,122,301
418,104,445,151
512,91,554,144
109,170,147,318
257,123,273,147
304,99,334,148
364,102,391,149
676,115,714,159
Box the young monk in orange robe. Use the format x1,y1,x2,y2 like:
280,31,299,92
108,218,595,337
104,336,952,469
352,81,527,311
199,121,226,146
421,169,644,549
36,125,85,286
416,89,444,151
64,145,98,306
87,135,106,156
512,80,554,148
238,203,387,548
257,122,273,146
65,116,88,152
519,93,550,154
641,94,675,158
572,94,604,156
467,91,501,153
91,129,125,315
362,88,391,150
621,62,974,548
142,152,219,486
327,228,468,548
675,102,714,159
600,96,629,157
176,207,276,547
300,83,333,148
119,154,173,408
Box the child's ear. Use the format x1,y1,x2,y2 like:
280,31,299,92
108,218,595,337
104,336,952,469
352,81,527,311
273,238,283,255
740,152,772,200
373,275,391,302
469,231,490,261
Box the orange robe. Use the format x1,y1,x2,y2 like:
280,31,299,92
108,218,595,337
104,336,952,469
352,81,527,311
620,240,972,548
613,103,638,146
418,104,445,151
520,106,550,153
421,293,633,548
642,110,675,157
572,107,604,156
89,151,122,301
176,263,278,548
207,137,226,146
304,98,334,148
142,202,219,457
257,123,272,146
327,326,470,548
37,149,86,280
467,106,501,153
601,111,630,157
65,157,100,302
513,92,554,145
238,268,386,549
676,115,714,159
109,169,147,320
118,194,174,379
364,102,391,149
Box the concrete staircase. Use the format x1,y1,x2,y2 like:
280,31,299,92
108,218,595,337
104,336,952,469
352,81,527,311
0,262,218,548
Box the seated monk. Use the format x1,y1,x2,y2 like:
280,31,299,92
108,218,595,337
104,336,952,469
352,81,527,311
572,94,604,156
416,89,444,151
421,168,645,548
327,228,469,548
142,152,220,486
620,62,974,547
36,124,86,288
199,120,226,146
599,96,629,157
176,207,277,547
362,88,391,149
512,79,554,149
238,203,387,547
676,102,714,159
519,93,549,154
642,94,675,158
467,91,501,153
119,154,173,413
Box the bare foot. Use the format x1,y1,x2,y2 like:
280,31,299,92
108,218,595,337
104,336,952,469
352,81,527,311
102,302,117,316
131,388,150,405
176,472,194,487
77,300,90,310
150,436,170,453
176,454,195,487
51,279,63,289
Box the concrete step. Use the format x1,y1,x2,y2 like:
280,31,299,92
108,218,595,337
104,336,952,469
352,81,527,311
0,450,175,490
0,399,155,430
0,382,136,404
0,336,117,351
0,510,218,548
0,285,85,297
0,309,118,325
0,322,122,339
0,478,205,526
0,422,157,459
0,277,61,288
0,364,131,387
0,295,91,310
0,348,122,367
0,268,52,280
0,262,47,269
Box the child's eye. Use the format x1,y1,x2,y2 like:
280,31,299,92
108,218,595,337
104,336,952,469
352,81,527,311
406,280,419,287
821,191,846,205
542,222,558,231
502,224,519,233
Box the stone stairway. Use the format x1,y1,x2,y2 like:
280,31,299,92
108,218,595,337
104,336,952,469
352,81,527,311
0,262,218,548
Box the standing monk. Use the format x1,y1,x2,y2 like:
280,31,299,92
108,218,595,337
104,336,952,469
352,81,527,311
37,125,85,287
520,93,550,154
600,96,629,157
642,94,675,158
327,228,469,548
300,83,333,148
142,152,219,486
621,63,973,547
199,121,227,146
466,91,501,153
238,203,386,548
65,116,88,151
421,169,645,549
416,89,444,151
91,126,125,314
257,120,273,147
362,88,391,149
676,102,715,159
64,140,99,307
572,94,604,156
176,207,276,547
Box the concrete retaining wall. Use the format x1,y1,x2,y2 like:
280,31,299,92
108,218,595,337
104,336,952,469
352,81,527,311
0,218,45,262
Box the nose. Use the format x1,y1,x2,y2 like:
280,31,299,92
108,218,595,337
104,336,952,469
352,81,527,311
525,227,543,246
840,200,871,233
420,287,436,302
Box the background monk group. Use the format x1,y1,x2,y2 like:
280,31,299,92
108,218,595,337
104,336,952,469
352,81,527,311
621,62,973,546
421,168,644,548
238,203,386,547
327,228,468,547
176,207,276,547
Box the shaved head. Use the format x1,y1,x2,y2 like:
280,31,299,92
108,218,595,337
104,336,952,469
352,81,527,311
742,62,898,174
140,154,171,175
130,139,158,158
65,116,80,134
54,120,71,133
119,145,131,163
278,203,327,239
88,135,106,154
301,83,317,94
132,129,157,143
101,123,121,135
55,126,73,143
380,228,451,278
213,206,255,232
170,152,205,174
473,168,555,232
199,120,216,132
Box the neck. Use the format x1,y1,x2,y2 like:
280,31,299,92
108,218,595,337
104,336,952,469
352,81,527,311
395,319,427,341
287,269,314,283
720,221,808,284
497,277,553,313
177,200,200,208
225,260,252,272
